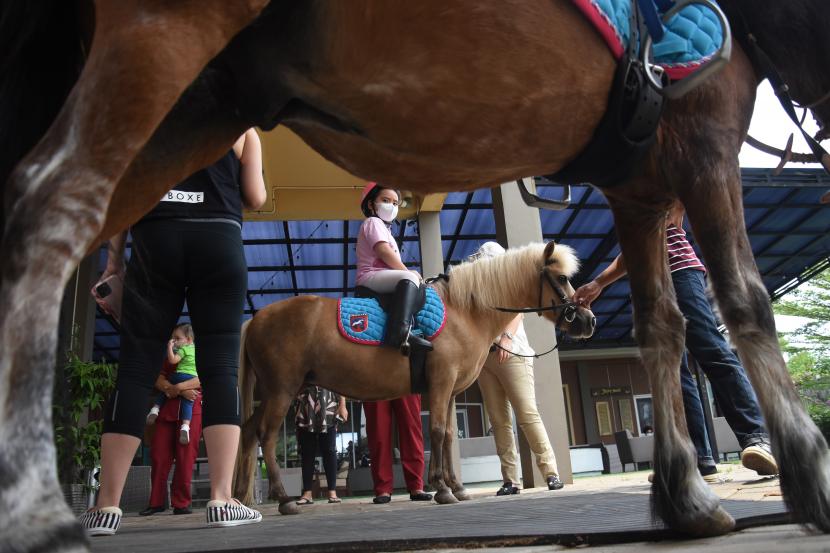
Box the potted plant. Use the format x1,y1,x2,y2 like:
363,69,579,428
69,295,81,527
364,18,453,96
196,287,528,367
53,352,116,514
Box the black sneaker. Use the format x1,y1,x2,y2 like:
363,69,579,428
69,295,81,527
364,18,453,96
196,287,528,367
496,482,519,496
173,506,192,515
139,505,165,516
547,475,564,490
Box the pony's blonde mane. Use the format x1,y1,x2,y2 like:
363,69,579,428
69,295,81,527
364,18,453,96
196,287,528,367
445,242,579,312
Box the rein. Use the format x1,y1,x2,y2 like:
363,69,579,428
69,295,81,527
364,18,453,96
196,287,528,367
731,12,830,174
490,339,560,359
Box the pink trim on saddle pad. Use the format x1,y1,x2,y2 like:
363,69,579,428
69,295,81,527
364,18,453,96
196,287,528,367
571,0,716,81
571,0,626,60
424,305,447,341
337,300,382,345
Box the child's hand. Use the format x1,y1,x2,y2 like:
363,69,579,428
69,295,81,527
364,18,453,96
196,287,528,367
180,389,198,402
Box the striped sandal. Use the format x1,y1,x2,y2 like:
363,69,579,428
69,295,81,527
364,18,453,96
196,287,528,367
79,506,122,536
206,498,262,528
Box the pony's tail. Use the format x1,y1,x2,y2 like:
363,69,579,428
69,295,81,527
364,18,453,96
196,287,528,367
0,0,85,238
233,318,257,504
238,318,255,423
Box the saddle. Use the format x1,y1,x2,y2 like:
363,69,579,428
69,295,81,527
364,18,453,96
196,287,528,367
337,286,446,394
546,0,729,189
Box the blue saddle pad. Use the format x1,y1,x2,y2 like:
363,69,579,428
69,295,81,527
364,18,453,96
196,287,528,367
338,287,446,346
572,0,724,79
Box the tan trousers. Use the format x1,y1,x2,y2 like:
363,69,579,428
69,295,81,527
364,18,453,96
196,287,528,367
478,351,559,485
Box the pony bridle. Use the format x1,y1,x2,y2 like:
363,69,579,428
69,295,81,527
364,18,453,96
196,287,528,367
491,260,579,327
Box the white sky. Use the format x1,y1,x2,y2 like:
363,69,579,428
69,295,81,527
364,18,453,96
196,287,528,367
738,81,822,168
775,314,814,333
738,82,825,332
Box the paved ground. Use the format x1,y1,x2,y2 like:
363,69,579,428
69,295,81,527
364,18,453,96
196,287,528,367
89,464,828,553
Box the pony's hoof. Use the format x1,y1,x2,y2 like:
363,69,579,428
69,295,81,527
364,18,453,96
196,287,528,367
433,490,459,504
453,487,472,501
678,505,735,537
278,501,301,515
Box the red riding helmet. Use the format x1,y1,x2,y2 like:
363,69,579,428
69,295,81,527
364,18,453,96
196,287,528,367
360,182,379,217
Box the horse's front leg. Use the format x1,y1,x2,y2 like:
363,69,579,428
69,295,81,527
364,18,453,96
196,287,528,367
683,172,830,532
611,200,734,536
428,385,457,504
442,397,471,501
0,4,267,550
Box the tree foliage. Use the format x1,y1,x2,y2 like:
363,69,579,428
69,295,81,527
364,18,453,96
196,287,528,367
774,268,830,440
53,353,117,486
775,269,830,356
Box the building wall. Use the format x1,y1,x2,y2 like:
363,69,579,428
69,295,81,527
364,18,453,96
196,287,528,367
560,362,586,445
559,355,652,446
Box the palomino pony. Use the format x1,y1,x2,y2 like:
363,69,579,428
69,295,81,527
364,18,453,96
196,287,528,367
232,242,594,514
1,0,830,550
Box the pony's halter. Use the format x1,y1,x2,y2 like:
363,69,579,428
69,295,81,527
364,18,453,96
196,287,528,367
490,260,578,327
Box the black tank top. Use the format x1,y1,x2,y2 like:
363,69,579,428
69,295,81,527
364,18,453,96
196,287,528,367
143,150,243,224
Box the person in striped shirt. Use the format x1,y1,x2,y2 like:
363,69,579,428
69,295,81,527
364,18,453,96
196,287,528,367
574,202,778,480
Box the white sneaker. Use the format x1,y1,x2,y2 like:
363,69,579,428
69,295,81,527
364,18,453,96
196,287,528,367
741,442,778,475
179,424,190,445
79,506,122,536
206,499,262,527
146,406,159,425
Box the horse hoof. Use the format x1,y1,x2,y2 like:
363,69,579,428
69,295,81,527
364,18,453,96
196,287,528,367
278,501,301,515
434,490,459,504
678,505,735,537
453,488,472,501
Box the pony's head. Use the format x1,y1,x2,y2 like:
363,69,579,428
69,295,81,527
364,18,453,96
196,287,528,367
537,241,596,339
448,241,595,339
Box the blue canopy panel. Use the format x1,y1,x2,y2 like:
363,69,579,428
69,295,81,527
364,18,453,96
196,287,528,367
92,169,830,361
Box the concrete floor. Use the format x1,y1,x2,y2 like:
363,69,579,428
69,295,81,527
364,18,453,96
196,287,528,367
89,464,825,552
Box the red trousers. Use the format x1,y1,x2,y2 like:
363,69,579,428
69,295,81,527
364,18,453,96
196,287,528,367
148,400,202,509
363,394,425,495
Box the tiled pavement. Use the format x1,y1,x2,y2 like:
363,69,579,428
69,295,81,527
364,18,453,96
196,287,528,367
89,465,807,553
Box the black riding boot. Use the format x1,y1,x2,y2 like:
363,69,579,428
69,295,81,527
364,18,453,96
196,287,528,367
385,280,433,355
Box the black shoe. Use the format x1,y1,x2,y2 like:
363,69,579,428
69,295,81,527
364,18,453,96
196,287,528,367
409,492,433,501
496,482,519,496
547,475,564,490
373,495,391,504
173,506,192,515
139,506,165,516
385,280,433,355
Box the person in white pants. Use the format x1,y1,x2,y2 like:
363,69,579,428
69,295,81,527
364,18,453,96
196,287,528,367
473,242,564,495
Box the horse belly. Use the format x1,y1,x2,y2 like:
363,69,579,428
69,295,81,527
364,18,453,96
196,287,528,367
268,0,616,191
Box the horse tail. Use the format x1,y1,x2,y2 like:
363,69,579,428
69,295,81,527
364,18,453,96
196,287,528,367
0,0,85,239
233,318,257,504
238,318,255,423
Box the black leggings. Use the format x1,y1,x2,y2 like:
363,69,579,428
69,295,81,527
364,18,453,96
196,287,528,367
298,428,338,493
103,219,247,438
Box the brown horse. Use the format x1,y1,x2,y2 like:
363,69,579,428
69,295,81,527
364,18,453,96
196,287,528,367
1,0,830,550
232,242,593,514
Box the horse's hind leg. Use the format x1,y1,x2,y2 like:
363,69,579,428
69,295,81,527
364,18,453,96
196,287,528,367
683,176,830,532
610,199,734,536
234,403,264,505
0,3,267,550
443,398,471,501
259,395,300,515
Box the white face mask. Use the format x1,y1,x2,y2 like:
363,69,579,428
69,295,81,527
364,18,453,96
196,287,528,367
375,201,398,222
